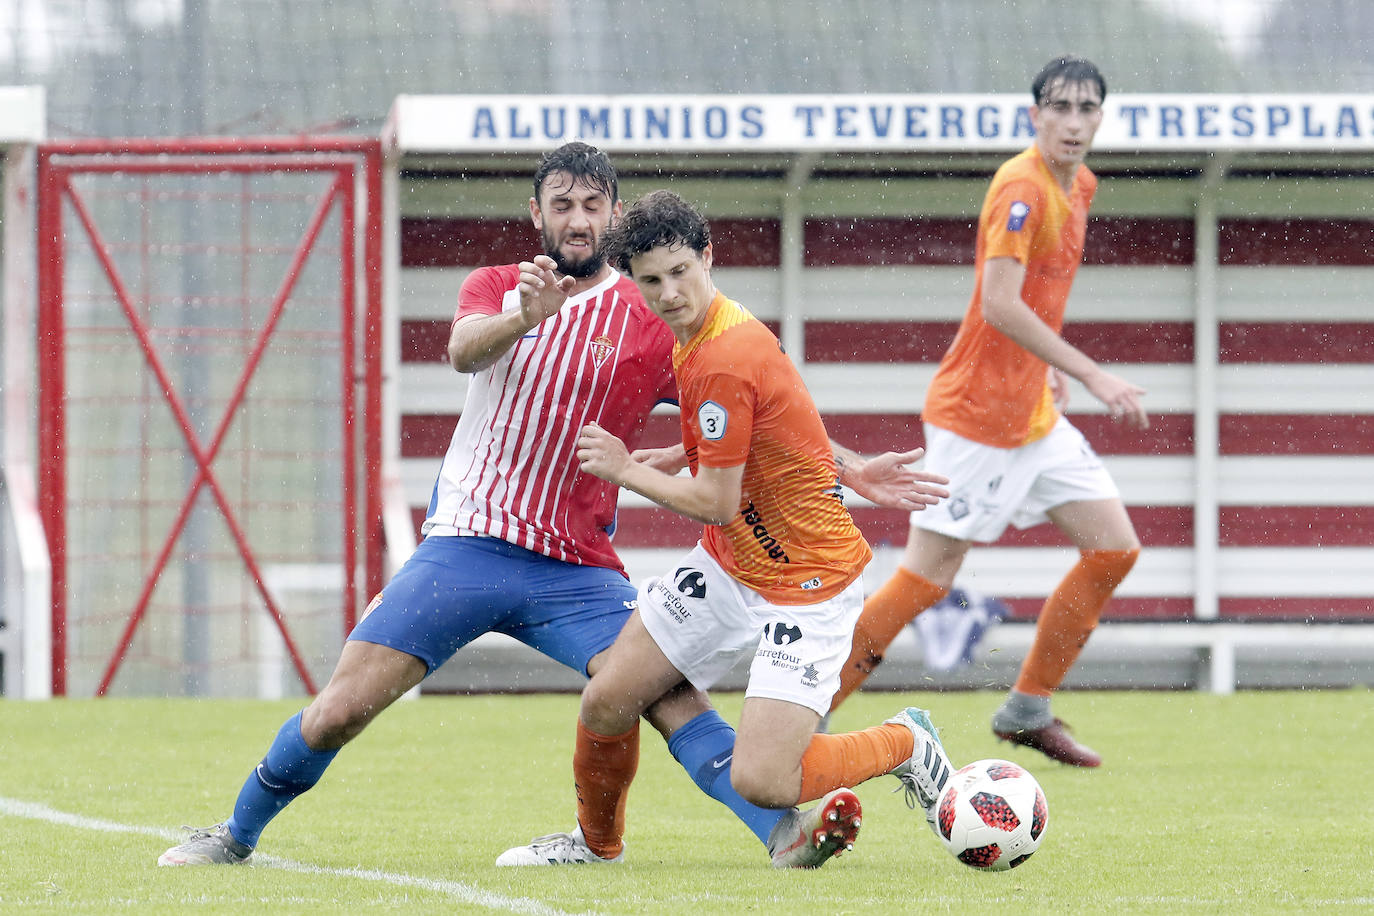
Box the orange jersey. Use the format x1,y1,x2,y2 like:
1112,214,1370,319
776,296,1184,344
923,145,1097,448
674,293,871,604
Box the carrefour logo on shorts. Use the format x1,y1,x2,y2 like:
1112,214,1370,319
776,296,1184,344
697,400,728,440
1007,200,1030,231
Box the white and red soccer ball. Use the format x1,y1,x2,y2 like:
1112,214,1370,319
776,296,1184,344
933,758,1048,871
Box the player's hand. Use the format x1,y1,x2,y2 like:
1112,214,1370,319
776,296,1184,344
1049,367,1072,412
1084,368,1149,429
577,422,632,483
844,447,951,511
517,254,575,327
630,442,688,474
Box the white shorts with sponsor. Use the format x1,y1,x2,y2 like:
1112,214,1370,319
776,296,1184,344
913,416,1121,543
637,542,863,716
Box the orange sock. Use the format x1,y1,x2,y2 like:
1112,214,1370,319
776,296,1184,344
1015,548,1140,696
795,722,914,803
573,720,639,859
830,567,948,712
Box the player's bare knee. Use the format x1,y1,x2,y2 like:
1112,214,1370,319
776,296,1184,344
730,763,796,808
579,681,628,735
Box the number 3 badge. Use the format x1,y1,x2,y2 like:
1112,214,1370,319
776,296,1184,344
697,400,728,441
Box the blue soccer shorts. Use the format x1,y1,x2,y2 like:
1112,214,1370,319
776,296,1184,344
348,535,637,677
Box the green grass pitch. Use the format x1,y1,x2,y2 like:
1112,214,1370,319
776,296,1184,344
2,689,1371,914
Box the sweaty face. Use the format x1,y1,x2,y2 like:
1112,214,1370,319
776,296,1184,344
628,242,715,343
1031,78,1104,178
534,172,616,279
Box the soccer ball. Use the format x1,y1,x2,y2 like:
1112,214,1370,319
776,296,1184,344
933,758,1048,871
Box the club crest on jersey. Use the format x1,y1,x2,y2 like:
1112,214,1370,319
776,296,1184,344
589,334,615,368
362,590,384,620
1007,201,1031,231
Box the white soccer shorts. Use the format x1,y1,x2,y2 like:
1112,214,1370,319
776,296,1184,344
636,542,864,716
914,416,1121,543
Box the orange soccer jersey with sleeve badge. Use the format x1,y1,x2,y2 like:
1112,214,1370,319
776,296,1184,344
673,292,871,604
922,145,1098,449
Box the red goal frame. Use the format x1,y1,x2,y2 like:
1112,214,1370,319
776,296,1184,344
35,137,384,696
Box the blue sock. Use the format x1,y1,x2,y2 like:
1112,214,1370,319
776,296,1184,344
666,710,786,847
225,711,339,848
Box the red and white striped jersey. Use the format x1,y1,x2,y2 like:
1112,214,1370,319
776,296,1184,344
422,264,677,573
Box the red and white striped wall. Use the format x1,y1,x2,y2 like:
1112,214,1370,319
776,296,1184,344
391,167,1374,626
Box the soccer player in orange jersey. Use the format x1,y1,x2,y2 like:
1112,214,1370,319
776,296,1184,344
829,56,1148,768
498,189,955,868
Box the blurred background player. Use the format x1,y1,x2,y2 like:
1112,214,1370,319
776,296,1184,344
916,587,1011,672
159,142,947,869
498,189,955,868
827,56,1147,768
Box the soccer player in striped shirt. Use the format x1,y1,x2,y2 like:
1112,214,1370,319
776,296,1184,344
497,189,956,868
159,143,942,869
828,57,1148,768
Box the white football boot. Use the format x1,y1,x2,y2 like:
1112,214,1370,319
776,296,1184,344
495,824,624,866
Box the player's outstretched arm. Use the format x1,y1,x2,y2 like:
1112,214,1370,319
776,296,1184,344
577,423,742,524
448,255,575,373
981,257,1149,430
831,443,950,511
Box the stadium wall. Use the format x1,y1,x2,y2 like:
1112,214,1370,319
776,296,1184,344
387,93,1374,693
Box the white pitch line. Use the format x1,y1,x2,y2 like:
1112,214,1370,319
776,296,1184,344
0,796,593,916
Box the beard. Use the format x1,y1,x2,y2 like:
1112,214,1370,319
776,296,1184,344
542,227,606,279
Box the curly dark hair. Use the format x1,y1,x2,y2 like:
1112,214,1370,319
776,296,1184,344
533,141,618,205
602,189,711,274
1031,56,1107,104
